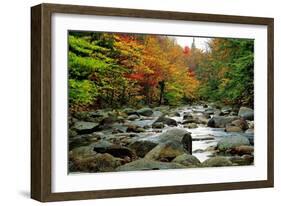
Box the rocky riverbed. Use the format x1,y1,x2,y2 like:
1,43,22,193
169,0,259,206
68,104,254,173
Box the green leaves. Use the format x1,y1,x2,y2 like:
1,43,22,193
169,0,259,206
69,79,97,105
197,38,254,106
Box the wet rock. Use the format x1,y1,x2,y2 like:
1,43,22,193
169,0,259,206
193,149,205,153
143,125,151,129
112,128,124,134
229,156,251,166
207,116,239,128
137,108,153,116
247,121,254,129
192,137,215,141
173,111,181,117
203,104,208,108
183,113,193,120
156,128,191,143
92,140,114,148
153,115,177,126
205,145,217,151
68,129,78,138
241,154,254,164
116,159,186,171
182,119,197,124
127,114,139,121
221,106,232,115
69,136,93,150
184,123,198,129
217,136,250,152
126,124,146,133
100,116,118,125
123,108,137,115
69,145,97,160
238,107,254,120
70,153,123,172
129,140,158,158
152,122,164,129
230,119,249,130
202,156,232,167
225,125,243,132
145,140,187,162
204,108,215,115
232,145,254,155
245,128,254,134
72,121,99,134
152,129,162,133
172,154,201,167
93,142,136,159
182,134,193,154
72,112,91,121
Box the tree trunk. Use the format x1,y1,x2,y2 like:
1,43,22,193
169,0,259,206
144,84,150,105
158,80,165,105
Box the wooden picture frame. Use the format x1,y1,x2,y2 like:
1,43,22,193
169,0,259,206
31,3,274,202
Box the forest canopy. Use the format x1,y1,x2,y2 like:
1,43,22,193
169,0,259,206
68,31,254,112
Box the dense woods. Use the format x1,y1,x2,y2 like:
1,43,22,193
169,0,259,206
68,32,254,112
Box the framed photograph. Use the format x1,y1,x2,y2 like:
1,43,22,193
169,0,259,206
31,3,274,202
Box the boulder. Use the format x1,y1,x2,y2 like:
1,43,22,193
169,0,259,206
145,140,187,162
72,112,91,121
225,125,243,132
238,107,254,120
126,124,146,133
229,156,252,166
72,111,106,122
111,128,125,134
99,116,118,125
232,145,254,155
123,108,137,115
202,156,232,167
69,136,92,150
69,132,104,150
92,140,136,159
241,154,254,164
172,154,201,167
127,114,139,121
72,121,99,134
183,113,193,120
69,145,97,160
173,111,181,117
230,119,249,130
137,108,153,116
129,140,158,158
152,122,164,129
217,136,250,151
70,153,123,172
184,123,198,129
156,128,191,143
207,116,239,128
116,159,186,171
247,121,254,129
68,129,78,138
193,149,205,153
153,115,177,126
221,106,232,115
204,108,215,115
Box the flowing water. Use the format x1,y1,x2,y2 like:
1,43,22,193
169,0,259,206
129,105,253,162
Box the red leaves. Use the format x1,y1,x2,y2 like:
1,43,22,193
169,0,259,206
183,46,190,55
125,73,144,80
